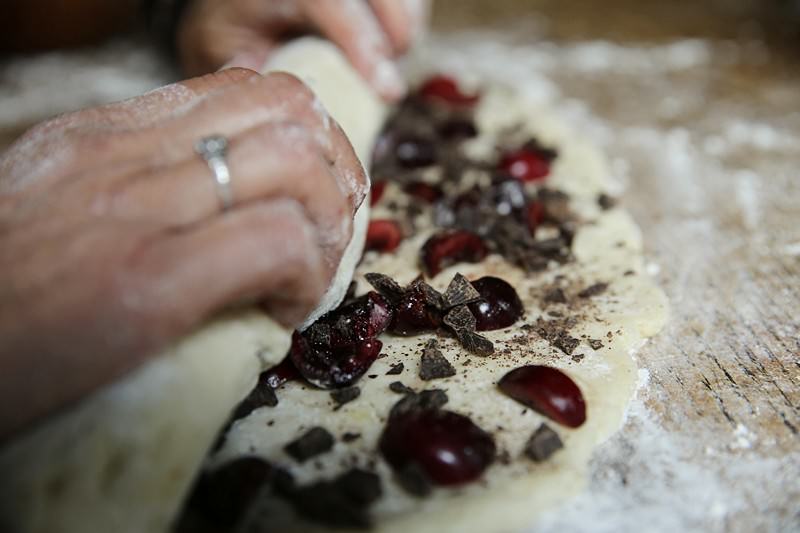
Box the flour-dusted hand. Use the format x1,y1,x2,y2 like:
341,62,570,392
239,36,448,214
0,68,367,439
176,0,430,101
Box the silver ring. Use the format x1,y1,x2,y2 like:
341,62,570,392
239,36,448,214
195,135,234,211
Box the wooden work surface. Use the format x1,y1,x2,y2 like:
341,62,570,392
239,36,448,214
0,1,797,531
431,1,799,531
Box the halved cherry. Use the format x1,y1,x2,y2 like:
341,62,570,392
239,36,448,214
395,136,437,168
370,181,387,206
389,284,442,335
366,220,403,253
379,408,495,486
418,75,480,107
467,276,524,331
499,148,551,182
404,182,443,203
289,332,383,389
421,230,488,277
498,366,586,428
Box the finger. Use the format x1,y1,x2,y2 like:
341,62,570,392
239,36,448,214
368,0,414,53
302,0,406,101
128,199,328,331
114,122,354,268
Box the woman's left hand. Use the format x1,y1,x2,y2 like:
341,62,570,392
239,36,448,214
176,0,429,101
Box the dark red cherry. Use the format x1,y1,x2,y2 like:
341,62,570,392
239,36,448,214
395,136,437,168
421,230,488,277
404,182,443,203
418,75,480,106
366,219,403,253
499,148,551,182
329,291,394,345
526,201,545,234
389,284,442,335
262,355,301,389
467,276,524,331
290,332,382,389
370,181,387,206
498,366,586,428
379,409,495,486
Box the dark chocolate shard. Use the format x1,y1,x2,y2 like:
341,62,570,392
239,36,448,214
523,423,563,462
389,381,415,395
232,381,278,420
365,272,405,304
442,273,481,309
284,427,335,462
408,276,444,309
395,462,433,497
598,193,617,210
331,386,361,410
386,362,405,375
443,304,477,332
543,287,567,304
342,432,361,443
588,339,604,350
536,319,580,356
578,282,608,298
457,330,495,356
286,468,382,529
390,389,449,417
419,340,456,381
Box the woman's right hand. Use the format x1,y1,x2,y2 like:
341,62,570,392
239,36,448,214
0,68,366,438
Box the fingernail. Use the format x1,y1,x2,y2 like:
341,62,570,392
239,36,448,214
219,50,269,73
372,59,407,101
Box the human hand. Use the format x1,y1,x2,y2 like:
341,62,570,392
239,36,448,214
176,0,429,101
0,68,366,438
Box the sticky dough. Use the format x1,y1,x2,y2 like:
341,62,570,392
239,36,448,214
0,38,384,533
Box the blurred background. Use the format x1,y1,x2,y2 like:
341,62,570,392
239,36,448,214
1,1,798,532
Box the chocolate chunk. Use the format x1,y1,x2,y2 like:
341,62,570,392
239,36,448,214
578,282,608,298
284,427,335,462
598,193,617,210
395,463,433,497
386,362,405,375
523,424,563,462
442,273,481,309
389,381,415,394
543,287,567,304
443,304,477,332
390,389,449,418
342,432,361,443
331,387,361,410
408,276,444,309
588,339,604,350
286,469,382,529
552,333,580,355
457,330,495,356
232,380,278,420
365,272,405,304
419,340,456,381
535,319,580,355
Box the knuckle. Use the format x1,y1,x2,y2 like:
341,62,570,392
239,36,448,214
263,72,315,104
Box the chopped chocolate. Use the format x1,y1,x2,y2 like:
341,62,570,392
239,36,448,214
408,276,445,309
395,463,433,497
331,386,361,410
368,374,378,379
443,304,477,332
598,193,617,210
543,287,567,304
286,468,382,529
386,362,405,375
364,272,405,304
232,379,278,420
419,340,457,381
389,381,415,394
536,319,580,356
524,424,564,462
342,432,361,443
578,282,608,298
284,427,335,462
588,339,604,350
457,330,495,356
442,272,481,309
390,389,449,417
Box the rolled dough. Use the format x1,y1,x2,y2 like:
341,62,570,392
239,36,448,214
0,38,385,533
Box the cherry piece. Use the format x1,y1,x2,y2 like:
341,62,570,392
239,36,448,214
290,332,383,389
390,284,442,335
365,219,403,253
526,201,545,234
262,355,301,389
467,276,524,331
395,136,437,168
421,230,488,277
418,75,480,106
499,148,551,182
404,182,443,203
379,408,495,486
498,366,586,428
370,181,387,206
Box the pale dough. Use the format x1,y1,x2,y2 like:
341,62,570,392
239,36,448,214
0,38,385,533
211,74,669,532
